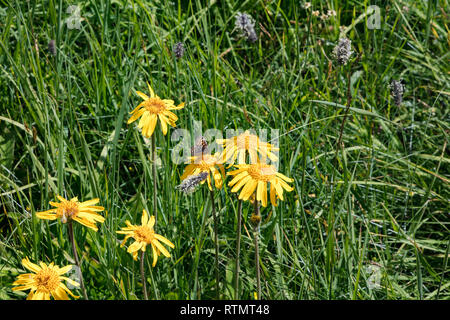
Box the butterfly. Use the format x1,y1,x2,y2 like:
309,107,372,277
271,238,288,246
190,136,209,157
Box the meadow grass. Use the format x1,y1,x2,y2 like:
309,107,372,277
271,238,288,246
0,0,449,300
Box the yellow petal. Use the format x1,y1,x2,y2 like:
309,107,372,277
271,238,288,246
129,101,146,115
261,181,268,207
273,181,285,201
162,99,175,105
79,198,99,207
144,114,158,138
22,257,42,273
154,234,175,248
72,217,98,231
136,90,149,100
60,276,80,288
148,215,155,229
230,175,252,193
60,282,80,299
127,240,143,254
53,286,69,300
158,114,168,135
164,110,179,122
147,82,156,98
270,183,277,207
151,243,158,267
256,180,265,203
228,171,248,187
152,240,171,258
240,179,258,201
180,164,196,180
36,210,58,220
141,209,149,226
57,265,73,275
276,172,294,183
12,284,35,291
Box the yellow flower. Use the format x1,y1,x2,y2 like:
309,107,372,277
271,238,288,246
180,153,225,190
227,163,294,207
36,195,105,231
217,130,278,165
12,257,80,300
127,82,185,138
117,209,175,265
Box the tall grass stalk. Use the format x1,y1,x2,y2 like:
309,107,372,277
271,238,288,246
67,221,88,300
252,201,261,300
152,134,158,226
140,251,148,300
234,199,243,299
209,188,220,299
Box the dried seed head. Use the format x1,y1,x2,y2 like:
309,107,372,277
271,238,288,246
235,12,258,43
177,171,209,194
390,80,404,106
48,39,56,56
173,42,185,59
333,37,353,65
247,30,258,43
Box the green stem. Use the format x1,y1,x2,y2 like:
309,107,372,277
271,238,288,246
67,220,88,300
334,65,352,163
253,201,261,300
152,134,157,227
140,250,149,300
234,199,243,300
210,188,220,299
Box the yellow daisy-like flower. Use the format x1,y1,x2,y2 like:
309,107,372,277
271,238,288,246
227,163,294,207
12,257,80,300
36,195,105,232
217,130,278,165
180,153,225,190
127,82,185,138
117,209,175,265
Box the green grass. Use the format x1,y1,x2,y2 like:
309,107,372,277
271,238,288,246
0,0,449,300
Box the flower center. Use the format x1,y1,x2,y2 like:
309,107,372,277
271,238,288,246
34,269,60,292
247,164,276,182
57,201,79,222
144,97,166,114
192,154,216,171
134,226,155,243
235,133,259,150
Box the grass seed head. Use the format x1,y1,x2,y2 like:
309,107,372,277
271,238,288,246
48,40,56,56
333,37,353,65
235,12,258,43
173,42,185,59
177,171,209,194
390,80,404,106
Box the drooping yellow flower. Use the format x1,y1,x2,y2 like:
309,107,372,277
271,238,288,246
36,195,105,231
12,257,79,300
217,130,278,165
227,163,294,207
127,82,185,138
117,209,175,265
180,153,225,190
